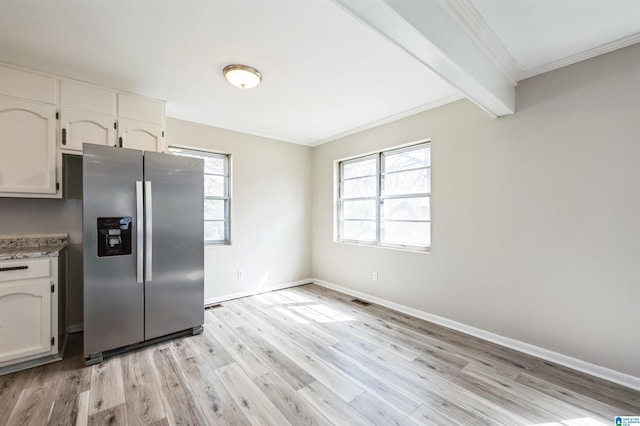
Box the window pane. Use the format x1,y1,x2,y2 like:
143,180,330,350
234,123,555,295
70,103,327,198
343,199,376,220
342,176,376,198
382,168,430,196
383,197,430,220
204,156,225,175
382,221,430,247
343,158,376,179
204,199,225,220
205,221,225,241
205,175,225,197
338,143,431,250
342,220,376,241
171,147,230,243
384,146,430,172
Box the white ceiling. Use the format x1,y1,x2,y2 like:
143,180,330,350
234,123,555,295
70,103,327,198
472,0,640,76
0,1,638,146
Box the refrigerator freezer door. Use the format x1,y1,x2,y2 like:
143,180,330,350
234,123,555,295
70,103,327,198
83,144,145,356
143,151,204,340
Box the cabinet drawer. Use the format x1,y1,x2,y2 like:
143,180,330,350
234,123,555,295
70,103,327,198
0,258,51,282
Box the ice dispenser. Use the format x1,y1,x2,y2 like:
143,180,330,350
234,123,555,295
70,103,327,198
97,217,132,257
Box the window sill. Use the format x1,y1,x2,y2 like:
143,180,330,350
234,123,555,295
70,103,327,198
205,241,231,247
336,239,430,254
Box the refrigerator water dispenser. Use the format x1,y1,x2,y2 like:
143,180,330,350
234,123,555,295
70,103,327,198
97,217,132,257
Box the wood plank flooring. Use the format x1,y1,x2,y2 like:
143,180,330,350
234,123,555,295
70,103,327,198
1,283,638,425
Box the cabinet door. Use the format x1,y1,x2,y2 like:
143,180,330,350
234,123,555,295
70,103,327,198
60,109,116,151
60,80,115,115
0,64,57,104
0,278,52,363
0,97,57,195
117,93,164,125
118,118,163,152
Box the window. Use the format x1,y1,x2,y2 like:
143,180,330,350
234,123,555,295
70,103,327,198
168,146,230,244
338,142,430,250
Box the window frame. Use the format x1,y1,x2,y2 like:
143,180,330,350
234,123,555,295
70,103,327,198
168,145,231,245
337,141,431,252
338,153,379,244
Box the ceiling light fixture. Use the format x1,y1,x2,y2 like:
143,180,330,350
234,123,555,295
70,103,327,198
223,64,262,89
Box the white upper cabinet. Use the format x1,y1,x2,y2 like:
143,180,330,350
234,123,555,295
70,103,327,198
0,62,167,198
0,97,59,197
60,109,116,151
118,93,164,125
117,93,166,152
58,81,166,153
118,118,163,152
59,81,116,152
60,80,115,115
0,64,59,198
0,66,57,104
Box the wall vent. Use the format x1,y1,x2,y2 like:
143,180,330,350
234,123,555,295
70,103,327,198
205,304,223,310
350,298,371,307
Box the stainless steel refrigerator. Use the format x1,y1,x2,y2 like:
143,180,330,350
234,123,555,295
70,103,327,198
82,144,204,365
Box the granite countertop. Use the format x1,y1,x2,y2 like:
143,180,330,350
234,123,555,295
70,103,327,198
0,233,68,261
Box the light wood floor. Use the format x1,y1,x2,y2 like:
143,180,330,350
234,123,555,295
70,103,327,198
1,284,638,425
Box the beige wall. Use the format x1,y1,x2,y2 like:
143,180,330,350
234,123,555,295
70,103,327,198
0,198,82,243
166,118,313,303
311,43,640,377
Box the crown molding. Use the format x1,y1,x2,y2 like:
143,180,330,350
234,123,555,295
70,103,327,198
169,93,464,148
311,93,464,146
437,0,521,85
165,111,306,146
521,32,640,79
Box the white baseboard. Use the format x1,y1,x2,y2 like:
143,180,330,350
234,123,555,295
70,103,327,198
204,279,312,306
67,323,84,334
312,278,640,392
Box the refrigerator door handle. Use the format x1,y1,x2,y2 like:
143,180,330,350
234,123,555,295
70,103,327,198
145,180,153,282
136,181,144,284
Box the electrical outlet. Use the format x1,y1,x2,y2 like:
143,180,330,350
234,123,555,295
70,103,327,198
372,272,378,281
237,269,244,278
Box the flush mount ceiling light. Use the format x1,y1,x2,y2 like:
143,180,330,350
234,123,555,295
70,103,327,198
223,64,262,89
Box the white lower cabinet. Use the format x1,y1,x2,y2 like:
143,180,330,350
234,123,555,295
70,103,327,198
0,257,59,368
0,279,51,363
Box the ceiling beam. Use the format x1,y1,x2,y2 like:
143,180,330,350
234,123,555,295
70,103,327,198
332,0,516,117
